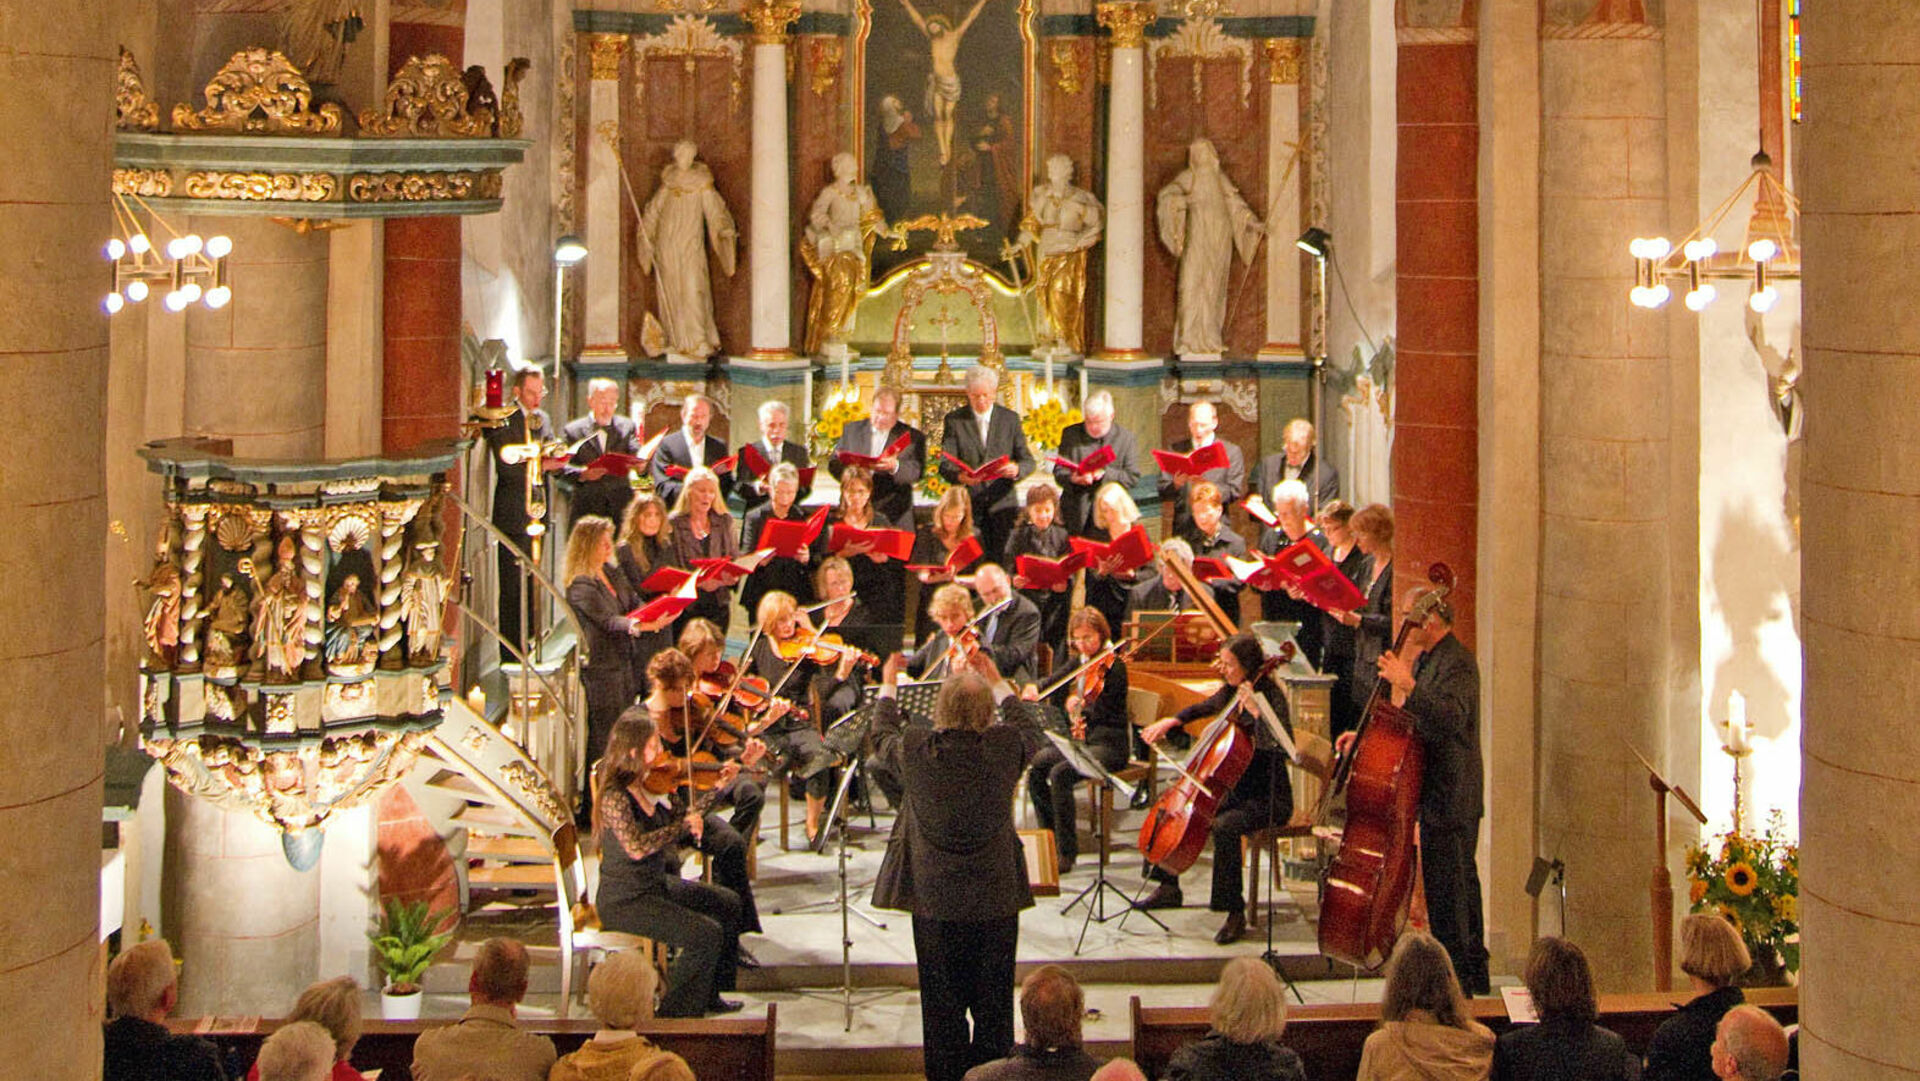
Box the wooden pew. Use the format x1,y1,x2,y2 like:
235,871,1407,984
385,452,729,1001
1131,989,1796,1080
172,1005,776,1081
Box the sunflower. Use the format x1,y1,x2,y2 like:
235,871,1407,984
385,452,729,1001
1689,878,1708,905
1776,894,1798,923
1726,861,1759,896
1717,903,1742,928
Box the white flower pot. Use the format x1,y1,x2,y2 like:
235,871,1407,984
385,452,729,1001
380,986,423,1021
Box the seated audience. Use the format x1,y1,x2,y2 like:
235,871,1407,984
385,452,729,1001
1164,957,1307,1081
1645,913,1751,1081
255,1022,336,1081
411,937,558,1081
1491,938,1638,1081
963,965,1100,1081
1089,1062,1148,1081
1711,1006,1789,1081
103,938,228,1081
548,950,695,1081
1356,931,1493,1081
246,977,366,1081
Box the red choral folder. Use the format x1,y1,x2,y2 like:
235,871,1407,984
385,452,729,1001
738,444,817,489
636,566,695,594
1151,442,1229,477
663,454,736,480
1188,556,1237,583
1241,496,1279,528
690,549,771,586
941,451,1013,485
827,524,917,561
1068,525,1156,576
1014,551,1087,589
1231,540,1366,613
582,451,650,477
906,535,985,575
836,432,913,469
627,576,697,623
1048,444,1117,475
758,507,830,559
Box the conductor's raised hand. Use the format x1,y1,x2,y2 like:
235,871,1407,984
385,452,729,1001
964,649,1003,685
881,651,906,688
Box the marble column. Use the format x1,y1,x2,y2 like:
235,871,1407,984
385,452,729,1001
1260,38,1305,359
1536,6,1670,991
1800,6,1920,1074
583,34,627,357
745,0,801,359
0,6,112,1077
1096,2,1154,359
383,216,465,453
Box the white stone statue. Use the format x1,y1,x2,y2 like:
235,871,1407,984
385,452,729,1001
1016,154,1104,355
637,140,737,359
1155,139,1264,358
802,152,886,355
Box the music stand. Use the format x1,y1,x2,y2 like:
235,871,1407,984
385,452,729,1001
1242,677,1305,1004
1047,731,1164,951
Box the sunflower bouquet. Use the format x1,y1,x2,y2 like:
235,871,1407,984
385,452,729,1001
810,392,867,462
1684,810,1800,976
1021,396,1081,454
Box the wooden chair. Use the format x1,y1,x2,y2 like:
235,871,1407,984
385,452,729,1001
1243,729,1335,927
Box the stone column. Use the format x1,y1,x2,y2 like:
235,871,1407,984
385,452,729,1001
1260,37,1305,359
1800,6,1920,1073
745,0,801,359
0,7,112,1078
583,34,627,357
383,216,465,453
1536,4,1669,991
1096,2,1154,359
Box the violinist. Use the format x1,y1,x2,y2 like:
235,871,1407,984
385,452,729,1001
638,649,765,947
812,557,877,722
748,591,841,844
906,584,979,680
1137,632,1293,946
969,564,1042,685
740,461,818,620
593,705,751,1018
673,619,769,840
1026,608,1129,872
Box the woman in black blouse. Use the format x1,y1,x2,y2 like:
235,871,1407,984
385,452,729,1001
614,492,679,695
1334,502,1395,715
1004,482,1072,674
565,516,670,799
667,467,738,633
912,486,985,643
829,466,909,641
1026,608,1129,872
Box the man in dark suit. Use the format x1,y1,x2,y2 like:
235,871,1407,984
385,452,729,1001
938,365,1035,561
1353,586,1488,995
829,385,925,529
970,564,1043,685
1125,538,1196,616
1156,400,1245,536
650,393,732,509
560,376,642,528
483,367,562,653
1051,388,1142,536
103,939,228,1081
870,649,1040,1081
736,398,814,525
1250,416,1341,514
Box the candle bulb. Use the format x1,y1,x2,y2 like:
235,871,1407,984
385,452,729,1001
484,368,504,409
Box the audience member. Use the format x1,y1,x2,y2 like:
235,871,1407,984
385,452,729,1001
548,951,694,1081
1088,1061,1148,1081
1163,957,1307,1081
246,977,366,1081
1710,1006,1789,1081
103,938,228,1081
254,1022,335,1081
411,938,557,1081
963,965,1100,1081
1356,931,1493,1081
1645,913,1751,1081
1490,938,1638,1081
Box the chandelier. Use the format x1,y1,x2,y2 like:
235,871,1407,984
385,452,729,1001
1628,151,1798,315
105,193,232,314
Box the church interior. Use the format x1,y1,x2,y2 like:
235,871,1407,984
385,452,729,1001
9,0,1905,1077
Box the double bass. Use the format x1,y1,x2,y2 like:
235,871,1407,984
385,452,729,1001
1316,562,1454,970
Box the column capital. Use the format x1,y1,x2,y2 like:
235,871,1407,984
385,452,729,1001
588,34,627,80
1097,2,1157,49
1265,37,1303,84
744,0,804,46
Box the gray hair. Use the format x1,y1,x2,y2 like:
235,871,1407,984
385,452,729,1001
287,976,362,1062
1157,537,1194,564
1084,389,1115,417
680,393,712,420
1270,479,1311,512
873,385,904,410
106,940,177,1019
933,671,995,732
256,1021,336,1081
757,399,791,424
1209,956,1289,1044
1282,417,1315,445
1717,1004,1790,1081
964,365,1001,392
768,461,801,490
587,377,620,398
586,949,659,1029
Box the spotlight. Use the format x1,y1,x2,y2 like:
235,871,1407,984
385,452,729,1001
553,235,589,266
128,233,152,255
1746,238,1778,263
1748,286,1779,313
204,285,232,310
163,289,190,312
1684,284,1717,312
104,292,125,314
1629,236,1672,261
1295,227,1331,259
1683,238,1718,263
126,280,150,302
105,238,127,261
178,282,203,305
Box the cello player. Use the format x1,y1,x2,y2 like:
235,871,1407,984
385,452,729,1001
1137,632,1293,946
1335,586,1488,994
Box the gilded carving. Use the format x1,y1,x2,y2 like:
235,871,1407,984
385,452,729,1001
629,16,746,114
1148,17,1252,109
744,0,803,45
1049,40,1085,95
1096,2,1157,49
1265,37,1301,85
345,171,503,203
183,171,337,202
116,47,161,131
359,53,494,137
500,57,531,138
171,47,346,135
589,34,628,80
214,510,259,552
809,38,844,97
500,760,569,825
463,724,490,753
113,168,174,198
556,33,578,231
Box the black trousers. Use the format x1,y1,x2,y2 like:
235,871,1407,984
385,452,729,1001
912,914,1020,1081
608,872,741,1018
697,812,762,934
495,533,531,653
718,775,765,843
1421,820,1490,993
1147,794,1279,912
1027,740,1127,864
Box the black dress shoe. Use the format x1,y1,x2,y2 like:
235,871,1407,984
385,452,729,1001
707,997,746,1014
1214,911,1247,945
1058,855,1077,875
1130,787,1151,810
736,944,762,970
1138,882,1185,910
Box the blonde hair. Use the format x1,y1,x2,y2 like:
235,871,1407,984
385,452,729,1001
671,467,725,518
1092,482,1140,533
586,949,659,1029
756,590,801,628
932,486,974,542
287,975,362,1061
928,584,975,625
563,515,616,586
106,939,176,1018
676,619,725,666
815,555,854,596
1680,911,1752,986
1209,956,1288,1045
256,1021,336,1081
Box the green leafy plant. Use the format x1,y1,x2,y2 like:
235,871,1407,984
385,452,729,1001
370,898,456,994
1685,810,1800,976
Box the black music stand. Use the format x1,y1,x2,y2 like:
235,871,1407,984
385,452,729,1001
1048,731,1165,951
1243,674,1306,1004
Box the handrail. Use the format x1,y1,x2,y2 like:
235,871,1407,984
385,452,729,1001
451,597,583,802
445,490,586,661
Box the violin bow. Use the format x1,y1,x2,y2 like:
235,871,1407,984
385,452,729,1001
933,595,1013,678
1032,640,1121,702
693,623,767,751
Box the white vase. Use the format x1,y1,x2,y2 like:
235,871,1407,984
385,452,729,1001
380,987,423,1021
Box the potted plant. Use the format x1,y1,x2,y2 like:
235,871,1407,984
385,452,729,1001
370,898,456,1019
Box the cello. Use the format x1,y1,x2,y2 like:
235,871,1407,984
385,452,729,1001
1316,562,1454,970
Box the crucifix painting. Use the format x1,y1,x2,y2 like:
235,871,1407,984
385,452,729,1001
861,0,1031,276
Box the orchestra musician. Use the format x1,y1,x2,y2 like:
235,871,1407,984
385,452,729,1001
1137,632,1294,946
1004,483,1071,670
482,367,566,653
667,466,737,633
564,516,672,806
968,564,1043,686
912,487,985,643
829,465,909,645
812,557,877,722
739,461,818,618
613,492,679,696
672,619,768,841
828,385,924,530
907,584,980,680
1026,608,1129,872
938,364,1035,562
736,399,814,524
1083,482,1150,636
748,591,843,843
1156,401,1245,537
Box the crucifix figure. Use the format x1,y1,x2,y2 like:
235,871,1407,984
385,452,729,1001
898,0,993,167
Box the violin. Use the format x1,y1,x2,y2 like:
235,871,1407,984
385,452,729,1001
941,625,982,675
695,671,807,726
774,632,880,669
640,748,727,794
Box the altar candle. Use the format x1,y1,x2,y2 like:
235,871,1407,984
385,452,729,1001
1728,691,1749,753
484,368,504,409
1043,352,1055,393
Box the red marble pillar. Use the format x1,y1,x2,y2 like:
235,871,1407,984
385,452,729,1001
1393,29,1479,646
